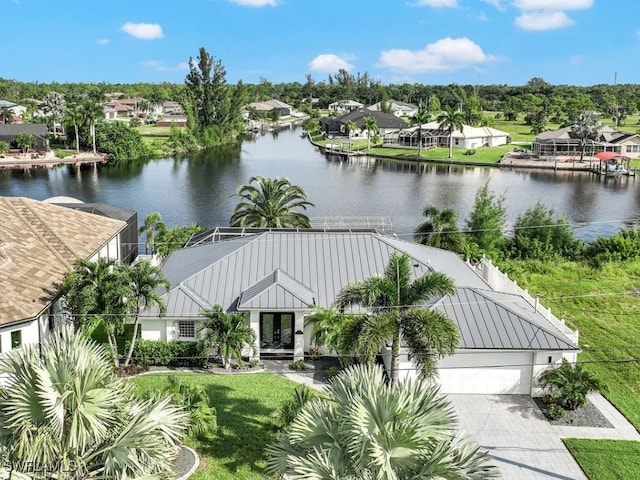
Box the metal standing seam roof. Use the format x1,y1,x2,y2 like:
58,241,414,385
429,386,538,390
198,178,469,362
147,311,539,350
151,231,577,351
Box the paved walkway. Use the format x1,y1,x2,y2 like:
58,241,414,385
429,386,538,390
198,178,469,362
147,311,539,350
448,393,640,480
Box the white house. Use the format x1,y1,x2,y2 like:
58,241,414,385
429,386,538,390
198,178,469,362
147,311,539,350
368,99,419,118
328,100,364,114
0,197,128,354
396,122,511,150
142,229,578,395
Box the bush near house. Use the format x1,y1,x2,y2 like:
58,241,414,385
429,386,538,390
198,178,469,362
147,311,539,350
127,339,207,367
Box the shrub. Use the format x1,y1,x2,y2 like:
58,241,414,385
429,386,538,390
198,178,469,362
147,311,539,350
289,360,307,371
249,359,261,368
463,149,476,156
307,345,322,359
128,339,207,368
273,384,315,429
539,358,607,410
326,365,340,380
584,227,640,266
547,403,566,420
115,364,149,377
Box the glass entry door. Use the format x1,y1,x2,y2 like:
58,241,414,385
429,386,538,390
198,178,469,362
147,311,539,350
260,312,294,349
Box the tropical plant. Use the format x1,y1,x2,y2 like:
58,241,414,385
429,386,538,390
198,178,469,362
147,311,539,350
273,384,317,429
0,326,187,479
139,211,167,254
230,175,314,228
304,307,361,362
539,358,607,410
14,133,35,154
82,99,104,154
571,111,603,162
361,115,378,150
346,119,358,150
42,91,66,137
154,223,204,258
336,252,459,384
437,105,465,158
198,304,257,369
0,106,13,124
0,141,9,155
411,103,431,155
465,183,507,258
64,103,84,154
122,260,170,366
159,375,217,437
266,363,498,479
414,204,465,252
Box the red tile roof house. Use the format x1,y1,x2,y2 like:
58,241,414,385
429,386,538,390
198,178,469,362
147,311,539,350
0,197,127,355
141,229,579,395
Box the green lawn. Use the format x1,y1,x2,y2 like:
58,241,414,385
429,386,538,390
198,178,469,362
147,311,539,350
132,372,298,480
564,439,640,480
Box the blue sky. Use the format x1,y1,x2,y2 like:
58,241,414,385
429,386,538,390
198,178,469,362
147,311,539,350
2,0,637,86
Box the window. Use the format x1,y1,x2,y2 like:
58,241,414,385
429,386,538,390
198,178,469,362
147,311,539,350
625,145,640,153
11,330,21,350
178,321,195,339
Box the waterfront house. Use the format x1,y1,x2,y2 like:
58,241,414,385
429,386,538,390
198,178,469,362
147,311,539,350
246,99,292,117
328,100,364,114
141,229,578,395
394,122,511,150
0,197,127,355
367,99,419,118
532,125,640,159
319,109,409,138
0,124,49,151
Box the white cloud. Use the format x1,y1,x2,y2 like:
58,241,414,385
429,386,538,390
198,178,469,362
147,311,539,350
140,60,188,72
229,0,277,6
377,37,497,73
515,11,573,30
121,22,164,40
569,54,584,65
308,54,354,73
97,38,109,45
482,0,506,10
514,0,592,10
408,0,457,7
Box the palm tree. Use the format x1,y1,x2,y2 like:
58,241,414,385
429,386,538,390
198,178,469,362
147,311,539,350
336,252,459,384
0,326,187,479
198,304,257,369
0,106,14,124
64,103,84,154
122,260,170,366
414,204,465,252
345,119,358,150
83,99,104,154
139,211,167,254
42,91,67,137
437,105,465,158
539,358,607,410
305,307,364,366
361,115,378,150
266,363,498,479
230,175,314,228
412,103,431,156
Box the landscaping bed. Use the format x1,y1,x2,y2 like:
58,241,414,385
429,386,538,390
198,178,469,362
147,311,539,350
533,397,613,428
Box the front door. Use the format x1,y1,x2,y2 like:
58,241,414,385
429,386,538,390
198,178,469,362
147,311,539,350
260,312,294,349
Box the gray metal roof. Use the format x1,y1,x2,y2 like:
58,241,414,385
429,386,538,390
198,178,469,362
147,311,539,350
238,268,315,310
431,288,578,351
149,231,577,351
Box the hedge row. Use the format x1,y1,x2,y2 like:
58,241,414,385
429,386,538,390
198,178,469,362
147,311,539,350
127,339,207,367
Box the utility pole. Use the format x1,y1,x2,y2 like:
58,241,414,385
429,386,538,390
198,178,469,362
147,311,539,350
614,72,619,130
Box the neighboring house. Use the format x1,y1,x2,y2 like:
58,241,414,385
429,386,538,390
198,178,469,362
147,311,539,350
0,197,127,355
319,109,409,138
0,100,27,119
395,122,511,150
246,99,292,117
532,126,640,159
104,102,135,120
328,100,364,114
141,229,578,395
368,99,419,118
0,124,49,150
156,112,188,127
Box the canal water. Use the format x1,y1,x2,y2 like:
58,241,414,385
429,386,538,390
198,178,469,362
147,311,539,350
1,126,638,243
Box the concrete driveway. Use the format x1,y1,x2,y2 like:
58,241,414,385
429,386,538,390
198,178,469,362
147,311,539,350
448,394,640,479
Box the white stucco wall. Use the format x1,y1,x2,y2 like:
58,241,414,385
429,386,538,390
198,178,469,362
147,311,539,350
0,319,40,353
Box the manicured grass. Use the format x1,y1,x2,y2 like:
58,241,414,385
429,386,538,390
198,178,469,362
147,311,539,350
564,439,640,480
504,259,640,429
371,145,515,164
132,372,298,480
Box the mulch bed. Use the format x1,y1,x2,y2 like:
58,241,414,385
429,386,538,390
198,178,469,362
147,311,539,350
533,397,613,428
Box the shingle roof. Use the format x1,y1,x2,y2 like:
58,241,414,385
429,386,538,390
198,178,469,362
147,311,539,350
0,197,126,326
151,231,577,351
0,124,48,137
336,109,409,129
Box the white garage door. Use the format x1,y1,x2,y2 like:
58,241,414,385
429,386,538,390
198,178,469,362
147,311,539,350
437,352,533,394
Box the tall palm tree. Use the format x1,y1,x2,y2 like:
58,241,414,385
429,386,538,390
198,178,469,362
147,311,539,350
361,115,378,150
42,91,67,137
0,327,187,480
266,363,498,479
139,211,167,254
230,176,314,228
412,103,431,156
64,103,84,154
198,305,257,369
0,106,14,124
345,119,358,150
437,105,465,159
122,260,170,366
414,204,465,252
336,252,459,384
83,99,104,154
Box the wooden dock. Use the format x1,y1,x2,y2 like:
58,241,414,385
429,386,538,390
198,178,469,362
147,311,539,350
0,153,108,170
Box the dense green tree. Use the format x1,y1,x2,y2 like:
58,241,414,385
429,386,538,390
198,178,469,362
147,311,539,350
154,223,204,258
198,305,257,369
0,327,187,479
95,120,151,161
14,132,35,153
361,115,378,150
230,175,314,228
42,91,66,137
571,111,603,162
0,141,8,154
266,364,498,479
437,105,465,158
462,95,482,126
511,202,580,260
415,205,465,252
336,252,459,384
428,95,441,114
465,184,507,258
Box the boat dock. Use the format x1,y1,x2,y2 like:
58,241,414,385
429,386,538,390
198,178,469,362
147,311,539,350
0,153,108,170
